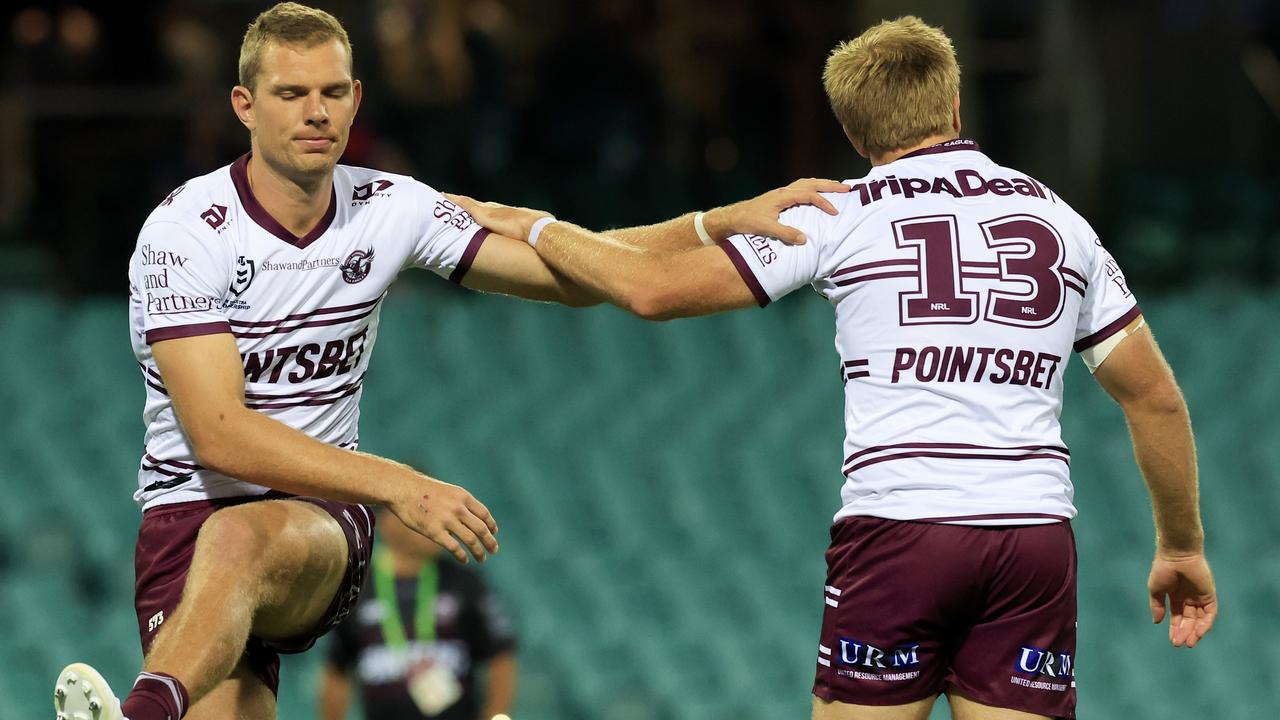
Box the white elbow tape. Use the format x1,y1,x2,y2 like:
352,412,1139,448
693,211,716,246
527,216,557,248
1081,317,1145,373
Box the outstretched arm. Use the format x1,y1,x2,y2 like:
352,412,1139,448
452,179,847,305
603,179,845,249
1092,316,1216,648
448,179,847,319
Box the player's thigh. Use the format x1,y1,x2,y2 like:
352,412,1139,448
812,696,935,720
193,498,349,638
947,691,1050,720
186,657,276,720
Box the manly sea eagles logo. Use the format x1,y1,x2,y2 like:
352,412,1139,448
340,248,375,284
230,255,256,296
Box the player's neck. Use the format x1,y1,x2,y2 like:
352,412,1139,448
870,132,961,166
245,153,334,238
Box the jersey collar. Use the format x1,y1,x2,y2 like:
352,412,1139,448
898,138,981,160
230,153,336,250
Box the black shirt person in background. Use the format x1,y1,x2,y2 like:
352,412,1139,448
321,508,517,720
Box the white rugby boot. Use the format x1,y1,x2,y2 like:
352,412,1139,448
54,663,125,720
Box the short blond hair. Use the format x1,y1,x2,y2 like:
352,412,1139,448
823,16,960,157
238,2,352,89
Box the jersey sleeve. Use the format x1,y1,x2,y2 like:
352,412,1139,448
407,182,491,284
718,205,825,307
1072,234,1141,356
132,221,233,344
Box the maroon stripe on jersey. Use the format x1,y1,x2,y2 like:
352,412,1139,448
960,261,1000,269
719,242,771,307
846,451,1070,474
843,441,1070,466
831,259,917,278
1073,304,1142,352
144,453,201,470
227,296,382,328
843,359,869,367
244,380,363,409
139,363,163,382
244,373,365,400
231,306,378,339
140,462,191,479
909,512,1069,523
144,379,169,396
844,371,870,380
898,139,981,159
1064,279,1086,297
146,321,233,344
231,153,335,249
449,228,491,284
960,270,1002,279
833,270,918,287
1061,267,1088,286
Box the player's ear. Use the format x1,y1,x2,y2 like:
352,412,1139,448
231,85,255,130
352,79,362,119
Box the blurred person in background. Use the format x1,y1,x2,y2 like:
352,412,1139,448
451,15,1217,720
320,509,517,720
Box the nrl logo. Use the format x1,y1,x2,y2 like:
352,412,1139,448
340,248,375,284
230,255,256,296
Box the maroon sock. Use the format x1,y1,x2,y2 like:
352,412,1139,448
121,672,189,720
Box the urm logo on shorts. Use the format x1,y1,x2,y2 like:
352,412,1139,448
1014,646,1073,679
837,638,921,670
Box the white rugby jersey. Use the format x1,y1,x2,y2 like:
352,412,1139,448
721,140,1139,525
128,154,489,510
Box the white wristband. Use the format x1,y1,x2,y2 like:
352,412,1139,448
528,216,557,248
693,211,715,246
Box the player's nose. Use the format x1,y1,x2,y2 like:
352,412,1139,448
303,94,329,125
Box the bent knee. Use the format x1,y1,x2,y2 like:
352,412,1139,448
196,501,346,580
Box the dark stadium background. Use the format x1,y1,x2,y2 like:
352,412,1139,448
2,1,1277,718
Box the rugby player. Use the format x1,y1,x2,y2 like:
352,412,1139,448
52,4,840,719
449,16,1217,720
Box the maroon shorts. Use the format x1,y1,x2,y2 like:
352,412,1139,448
133,492,375,695
813,516,1077,719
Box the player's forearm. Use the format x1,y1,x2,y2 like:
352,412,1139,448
538,221,678,318
479,653,517,719
604,212,703,250
1123,394,1204,554
191,406,419,506
604,206,744,250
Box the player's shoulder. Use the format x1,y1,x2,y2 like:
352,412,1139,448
774,177,872,245
139,163,239,241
